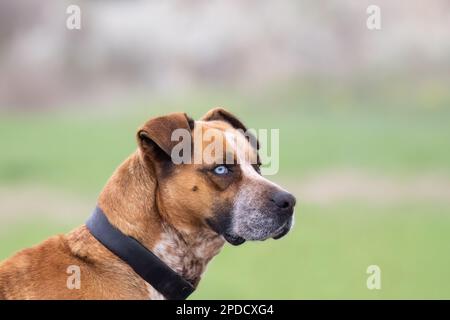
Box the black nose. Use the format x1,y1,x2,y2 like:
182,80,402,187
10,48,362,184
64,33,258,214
271,191,296,212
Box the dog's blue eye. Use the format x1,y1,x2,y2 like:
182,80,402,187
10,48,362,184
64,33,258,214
213,165,228,175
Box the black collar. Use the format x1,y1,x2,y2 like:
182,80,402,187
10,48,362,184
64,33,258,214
86,206,195,300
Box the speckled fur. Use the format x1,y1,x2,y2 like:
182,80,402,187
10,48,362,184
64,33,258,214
148,224,224,299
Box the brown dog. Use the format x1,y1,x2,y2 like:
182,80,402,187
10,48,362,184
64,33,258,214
0,108,296,300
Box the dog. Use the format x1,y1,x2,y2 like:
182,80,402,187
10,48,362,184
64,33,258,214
0,108,296,299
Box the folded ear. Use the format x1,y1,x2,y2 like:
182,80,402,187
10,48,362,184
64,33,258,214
201,107,248,132
137,112,194,160
201,107,259,150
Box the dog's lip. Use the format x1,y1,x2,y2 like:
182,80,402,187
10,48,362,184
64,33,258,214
272,218,292,240
223,233,246,246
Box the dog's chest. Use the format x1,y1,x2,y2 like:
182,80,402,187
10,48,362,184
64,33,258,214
148,227,224,299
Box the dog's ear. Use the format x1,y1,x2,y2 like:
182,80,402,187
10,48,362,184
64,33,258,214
201,107,248,132
201,107,259,150
137,112,194,161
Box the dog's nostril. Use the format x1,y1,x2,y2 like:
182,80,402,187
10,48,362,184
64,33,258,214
280,201,290,209
272,191,296,211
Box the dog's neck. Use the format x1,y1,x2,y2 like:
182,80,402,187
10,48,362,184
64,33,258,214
95,151,225,299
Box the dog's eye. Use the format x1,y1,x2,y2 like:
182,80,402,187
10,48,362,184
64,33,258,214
213,165,229,175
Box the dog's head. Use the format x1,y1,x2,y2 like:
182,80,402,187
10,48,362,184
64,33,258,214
137,108,296,245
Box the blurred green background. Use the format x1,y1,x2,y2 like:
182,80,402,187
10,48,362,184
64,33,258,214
1,0,450,299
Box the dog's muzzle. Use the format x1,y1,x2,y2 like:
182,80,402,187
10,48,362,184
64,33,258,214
228,190,296,244
208,190,296,246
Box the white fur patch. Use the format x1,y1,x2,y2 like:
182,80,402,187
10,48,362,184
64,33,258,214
148,224,224,300
226,131,292,240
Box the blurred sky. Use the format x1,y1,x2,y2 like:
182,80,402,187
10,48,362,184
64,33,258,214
1,0,450,109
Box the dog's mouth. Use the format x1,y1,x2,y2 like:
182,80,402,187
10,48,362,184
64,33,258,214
223,216,293,245
223,232,246,246
206,217,247,246
272,217,293,240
